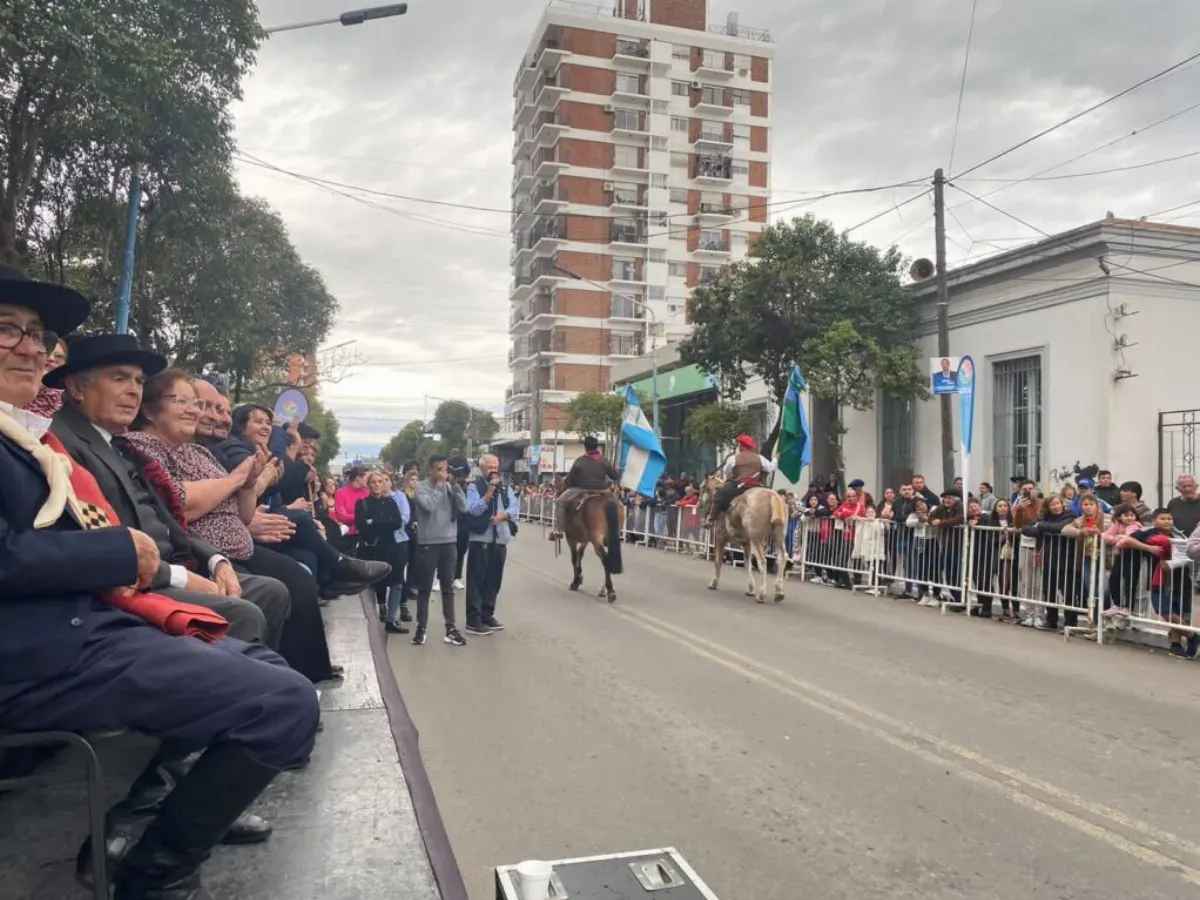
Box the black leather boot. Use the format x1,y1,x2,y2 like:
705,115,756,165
76,749,272,887
113,743,281,900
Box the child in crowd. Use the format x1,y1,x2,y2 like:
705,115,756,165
1119,509,1197,659
1102,503,1144,617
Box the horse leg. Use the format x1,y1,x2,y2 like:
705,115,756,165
708,527,725,591
569,542,583,591
745,542,759,598
772,525,788,602
749,541,770,602
595,541,616,602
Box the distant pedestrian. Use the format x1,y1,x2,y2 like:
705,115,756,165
464,454,519,636
411,455,468,647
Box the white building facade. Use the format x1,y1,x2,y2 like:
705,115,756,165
841,218,1200,506
496,0,775,474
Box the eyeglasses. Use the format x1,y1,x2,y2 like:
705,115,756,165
163,394,209,411
0,323,57,352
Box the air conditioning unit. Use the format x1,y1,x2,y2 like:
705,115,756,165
737,68,749,76
603,182,615,191
603,103,615,113
691,80,702,89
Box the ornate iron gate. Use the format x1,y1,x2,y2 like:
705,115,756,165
1158,409,1199,507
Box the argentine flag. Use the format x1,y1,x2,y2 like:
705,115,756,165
619,385,667,498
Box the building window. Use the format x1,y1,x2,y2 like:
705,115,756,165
616,73,642,95
731,161,749,176
613,108,642,131
669,262,687,277
699,265,722,282
670,151,688,168
652,100,669,114
651,135,668,151
732,123,750,143
670,116,688,132
648,286,666,300
730,232,748,249
669,188,688,204
612,256,638,281
614,145,640,169
730,89,751,106
671,80,691,97
733,53,751,73
669,223,687,241
672,44,690,59
992,355,1043,491
650,173,668,188
647,248,666,263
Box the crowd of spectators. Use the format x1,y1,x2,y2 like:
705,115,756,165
0,266,400,898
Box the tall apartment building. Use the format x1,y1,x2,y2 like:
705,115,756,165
497,0,775,472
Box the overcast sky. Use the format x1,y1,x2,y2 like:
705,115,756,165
233,0,1200,461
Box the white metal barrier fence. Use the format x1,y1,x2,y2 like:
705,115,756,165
515,495,1199,649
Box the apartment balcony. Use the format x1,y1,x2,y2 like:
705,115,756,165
532,181,568,215
692,128,733,150
609,295,647,320
610,224,648,248
533,110,568,145
698,267,726,286
610,109,649,136
610,152,648,176
512,164,536,194
528,290,564,326
693,89,733,116
613,37,651,67
612,79,649,105
695,201,736,223
610,262,646,285
530,331,567,356
534,30,570,68
535,71,569,110
607,334,645,357
509,305,531,334
533,146,567,178
607,186,647,210
694,52,734,79
694,236,731,258
694,156,733,183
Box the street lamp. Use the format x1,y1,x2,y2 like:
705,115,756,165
550,263,660,437
264,3,407,35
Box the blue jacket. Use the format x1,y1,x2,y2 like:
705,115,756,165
465,478,520,545
0,432,140,684
390,491,411,543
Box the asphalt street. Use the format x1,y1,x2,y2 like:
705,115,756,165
388,532,1200,900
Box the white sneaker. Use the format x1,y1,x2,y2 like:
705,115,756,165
453,578,465,591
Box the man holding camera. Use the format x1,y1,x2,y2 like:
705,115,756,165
412,455,468,647
463,453,519,636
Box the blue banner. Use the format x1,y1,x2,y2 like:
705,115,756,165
957,355,975,455
619,386,667,497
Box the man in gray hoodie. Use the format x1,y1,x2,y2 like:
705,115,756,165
411,455,468,646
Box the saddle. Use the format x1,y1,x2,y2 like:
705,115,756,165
565,489,612,514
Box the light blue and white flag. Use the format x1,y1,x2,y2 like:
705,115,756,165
619,385,667,497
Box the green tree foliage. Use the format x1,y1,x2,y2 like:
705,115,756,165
381,421,435,470
430,400,499,454
681,214,926,461
303,394,341,475
682,402,759,455
563,391,625,441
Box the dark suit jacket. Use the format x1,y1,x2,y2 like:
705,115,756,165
0,429,138,684
51,403,222,589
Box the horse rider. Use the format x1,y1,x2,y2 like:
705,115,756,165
549,435,621,540
710,434,776,522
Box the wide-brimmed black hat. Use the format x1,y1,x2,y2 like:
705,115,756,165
44,333,166,389
298,422,321,440
0,264,91,339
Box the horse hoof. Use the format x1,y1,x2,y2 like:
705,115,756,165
569,583,580,592
707,582,718,591
774,593,786,603
598,587,607,598
608,594,616,604
756,595,766,604
745,590,756,598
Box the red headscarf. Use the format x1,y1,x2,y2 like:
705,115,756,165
736,434,757,451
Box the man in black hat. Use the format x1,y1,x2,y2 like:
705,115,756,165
0,266,318,899
48,334,291,649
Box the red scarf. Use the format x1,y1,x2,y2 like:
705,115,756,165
41,431,228,642
585,450,602,460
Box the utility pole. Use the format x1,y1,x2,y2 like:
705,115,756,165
529,363,543,484
933,168,955,489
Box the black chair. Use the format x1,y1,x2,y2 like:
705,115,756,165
0,729,116,900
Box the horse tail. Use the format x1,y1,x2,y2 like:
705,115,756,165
770,491,787,527
604,499,624,575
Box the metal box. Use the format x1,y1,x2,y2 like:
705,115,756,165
495,848,719,900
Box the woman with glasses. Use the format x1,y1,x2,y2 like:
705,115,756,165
119,367,341,683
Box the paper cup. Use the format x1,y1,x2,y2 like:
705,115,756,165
515,859,553,900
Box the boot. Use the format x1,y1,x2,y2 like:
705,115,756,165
323,555,391,595
113,743,281,900
77,750,272,888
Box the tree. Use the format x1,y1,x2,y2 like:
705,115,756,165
681,214,927,469
563,391,625,448
381,421,433,470
430,400,498,454
683,402,759,456
303,395,341,474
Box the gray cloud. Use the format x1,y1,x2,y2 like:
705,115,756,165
235,0,1200,461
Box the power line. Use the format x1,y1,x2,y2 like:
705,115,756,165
955,148,1200,183
845,188,932,233
951,49,1200,179
946,0,980,174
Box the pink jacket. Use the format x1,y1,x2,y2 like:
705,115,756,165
334,485,370,534
1102,519,1141,550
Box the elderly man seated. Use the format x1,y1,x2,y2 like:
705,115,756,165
192,381,389,596
48,334,292,649
0,266,318,899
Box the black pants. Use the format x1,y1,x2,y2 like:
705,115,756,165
415,543,457,630
466,542,507,628
455,520,470,580
276,509,342,584
237,545,335,684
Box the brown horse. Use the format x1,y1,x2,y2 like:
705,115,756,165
701,475,788,603
558,487,625,603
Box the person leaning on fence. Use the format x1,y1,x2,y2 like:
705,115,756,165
1062,493,1112,617
1120,508,1198,659
549,435,620,540
1021,495,1080,631
928,490,966,605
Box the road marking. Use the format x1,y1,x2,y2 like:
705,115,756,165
510,554,1200,885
